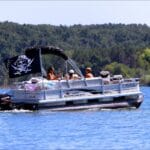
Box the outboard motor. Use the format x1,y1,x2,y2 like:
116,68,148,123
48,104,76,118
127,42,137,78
0,94,12,110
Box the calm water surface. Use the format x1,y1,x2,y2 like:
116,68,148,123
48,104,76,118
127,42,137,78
0,87,150,150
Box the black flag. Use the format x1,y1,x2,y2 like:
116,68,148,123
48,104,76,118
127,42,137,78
5,51,41,78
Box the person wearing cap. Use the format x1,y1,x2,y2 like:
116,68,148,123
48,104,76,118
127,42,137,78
85,67,94,78
100,70,110,84
47,66,58,80
68,69,79,80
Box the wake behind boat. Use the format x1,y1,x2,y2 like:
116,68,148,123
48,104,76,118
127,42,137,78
0,46,143,111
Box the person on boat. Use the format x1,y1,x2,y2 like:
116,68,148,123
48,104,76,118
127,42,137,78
47,66,58,80
85,67,94,78
100,71,110,84
68,69,79,80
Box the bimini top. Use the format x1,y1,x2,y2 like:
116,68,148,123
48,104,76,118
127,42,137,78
25,46,69,60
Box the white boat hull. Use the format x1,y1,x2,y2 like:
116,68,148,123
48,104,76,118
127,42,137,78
11,91,143,111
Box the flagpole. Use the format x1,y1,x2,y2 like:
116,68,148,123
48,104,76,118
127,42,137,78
39,48,46,100
39,48,43,77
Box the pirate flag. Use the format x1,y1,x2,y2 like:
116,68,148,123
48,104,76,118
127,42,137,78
5,51,41,78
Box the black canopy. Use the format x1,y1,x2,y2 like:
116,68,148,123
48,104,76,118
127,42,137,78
25,46,68,60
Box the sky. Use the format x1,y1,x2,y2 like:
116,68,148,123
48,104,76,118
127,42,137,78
0,1,150,26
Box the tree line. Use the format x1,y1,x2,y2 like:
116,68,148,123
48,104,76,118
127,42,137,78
0,21,150,86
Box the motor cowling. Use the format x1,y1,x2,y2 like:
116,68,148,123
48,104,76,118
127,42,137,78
0,94,12,110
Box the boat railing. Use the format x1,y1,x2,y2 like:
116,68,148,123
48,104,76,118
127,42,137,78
12,77,140,100
59,77,140,95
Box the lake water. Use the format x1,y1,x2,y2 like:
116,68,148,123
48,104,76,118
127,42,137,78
0,87,149,150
